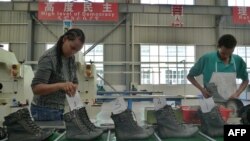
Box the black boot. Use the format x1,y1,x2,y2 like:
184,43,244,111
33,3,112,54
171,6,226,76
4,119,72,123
155,105,198,138
3,108,53,141
64,109,103,140
111,109,154,141
198,106,225,137
239,104,250,124
78,107,104,133
205,82,225,102
0,127,7,141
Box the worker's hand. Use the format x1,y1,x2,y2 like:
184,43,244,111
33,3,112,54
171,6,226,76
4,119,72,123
62,82,77,97
201,88,211,98
229,92,239,99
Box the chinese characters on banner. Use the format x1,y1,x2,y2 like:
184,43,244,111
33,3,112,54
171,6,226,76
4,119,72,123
171,5,184,27
232,7,250,24
38,2,119,22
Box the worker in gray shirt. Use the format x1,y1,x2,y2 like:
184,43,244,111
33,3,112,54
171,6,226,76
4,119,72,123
30,28,85,121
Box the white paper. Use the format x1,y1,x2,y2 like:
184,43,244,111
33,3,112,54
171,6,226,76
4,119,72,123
153,97,167,110
112,97,127,115
198,96,216,113
66,91,84,111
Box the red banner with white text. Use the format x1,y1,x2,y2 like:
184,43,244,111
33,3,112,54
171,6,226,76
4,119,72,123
232,7,250,24
38,2,119,22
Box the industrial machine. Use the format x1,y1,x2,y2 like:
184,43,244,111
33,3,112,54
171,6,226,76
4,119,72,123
75,52,97,106
0,49,34,124
74,52,100,120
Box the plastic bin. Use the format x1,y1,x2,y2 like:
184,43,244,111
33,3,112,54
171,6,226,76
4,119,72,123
219,106,232,122
181,106,201,124
181,105,232,124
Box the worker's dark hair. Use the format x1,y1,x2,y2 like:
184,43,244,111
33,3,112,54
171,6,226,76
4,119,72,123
55,28,85,74
217,34,237,49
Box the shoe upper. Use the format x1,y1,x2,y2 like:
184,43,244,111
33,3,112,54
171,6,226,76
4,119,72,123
198,106,225,127
155,105,198,138
205,83,225,102
0,127,7,140
3,108,53,141
78,107,103,132
4,108,43,134
240,105,250,125
64,109,91,133
198,106,225,137
111,109,154,140
63,109,103,140
156,105,184,128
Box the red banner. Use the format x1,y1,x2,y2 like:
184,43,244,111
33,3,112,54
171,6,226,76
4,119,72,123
171,5,183,16
38,2,119,22
232,7,250,24
171,5,183,27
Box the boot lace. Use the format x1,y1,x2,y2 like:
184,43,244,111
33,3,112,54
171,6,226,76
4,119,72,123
125,110,141,129
164,106,183,127
74,111,92,132
22,113,43,133
80,109,96,129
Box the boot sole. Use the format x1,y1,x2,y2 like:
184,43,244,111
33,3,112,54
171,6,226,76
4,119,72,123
116,134,154,141
66,132,103,141
0,138,7,141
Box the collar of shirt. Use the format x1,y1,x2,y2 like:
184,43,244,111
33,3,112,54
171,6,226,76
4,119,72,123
216,51,234,64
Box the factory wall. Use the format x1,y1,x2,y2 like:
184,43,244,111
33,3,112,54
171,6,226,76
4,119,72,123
0,0,249,96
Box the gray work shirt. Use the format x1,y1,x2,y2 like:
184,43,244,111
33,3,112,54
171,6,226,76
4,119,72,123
31,46,78,110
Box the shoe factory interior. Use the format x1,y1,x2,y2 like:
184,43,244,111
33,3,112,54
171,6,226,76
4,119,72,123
1,0,250,141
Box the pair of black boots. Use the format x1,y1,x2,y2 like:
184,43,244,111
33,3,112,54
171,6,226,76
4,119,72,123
111,105,199,140
3,107,104,141
63,107,104,140
155,104,225,138
3,108,53,141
